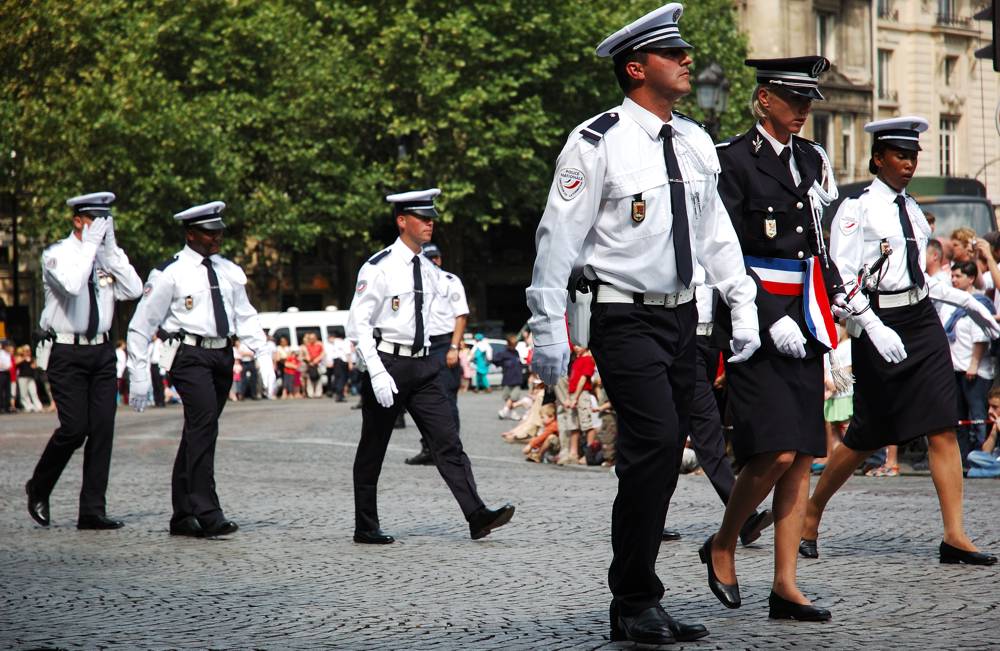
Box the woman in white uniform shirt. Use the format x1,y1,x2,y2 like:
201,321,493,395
801,117,998,566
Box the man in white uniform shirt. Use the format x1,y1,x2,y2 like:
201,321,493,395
26,192,142,530
126,201,275,538
347,189,514,544
526,4,759,644
405,242,469,466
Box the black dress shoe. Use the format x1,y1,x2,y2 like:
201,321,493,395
609,604,675,645
170,516,205,537
661,529,681,541
698,535,741,608
78,514,124,530
25,479,50,527
203,520,239,537
799,538,819,559
939,541,998,565
404,449,434,466
739,509,774,546
468,503,515,540
660,610,710,642
354,528,395,544
768,591,831,621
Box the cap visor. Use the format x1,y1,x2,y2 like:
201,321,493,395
780,87,824,101
404,208,439,219
644,37,693,50
187,219,226,230
883,140,921,152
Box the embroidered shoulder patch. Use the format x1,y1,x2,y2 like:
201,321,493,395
839,217,859,236
557,168,586,201
143,282,153,296
450,292,460,302
45,257,57,269
356,280,368,294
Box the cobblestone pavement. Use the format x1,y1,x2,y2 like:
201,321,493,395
1,392,998,650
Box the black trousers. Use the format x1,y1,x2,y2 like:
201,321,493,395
0,369,10,412
332,359,349,398
687,336,735,504
241,359,258,399
168,345,233,527
151,363,165,407
31,341,117,518
590,301,697,616
354,352,483,532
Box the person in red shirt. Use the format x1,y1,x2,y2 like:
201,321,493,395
561,346,598,465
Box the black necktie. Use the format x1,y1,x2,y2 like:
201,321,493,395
412,255,424,353
894,195,925,289
660,124,693,288
86,266,99,340
778,147,794,184
201,257,230,336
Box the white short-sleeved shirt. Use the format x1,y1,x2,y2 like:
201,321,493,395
941,302,995,379
427,267,469,336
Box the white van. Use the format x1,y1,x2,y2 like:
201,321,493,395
257,307,349,348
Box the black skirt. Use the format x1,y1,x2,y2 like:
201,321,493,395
843,297,957,451
726,351,826,465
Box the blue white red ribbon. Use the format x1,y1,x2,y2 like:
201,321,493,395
745,255,837,350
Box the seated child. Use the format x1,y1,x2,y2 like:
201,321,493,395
523,404,560,463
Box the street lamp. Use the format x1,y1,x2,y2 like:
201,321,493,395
695,62,730,140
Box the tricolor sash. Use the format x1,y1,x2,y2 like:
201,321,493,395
745,255,837,351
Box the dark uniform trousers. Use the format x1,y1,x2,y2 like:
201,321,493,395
150,363,166,407
167,344,233,528
331,359,349,398
589,300,697,615
354,352,483,531
686,336,735,504
429,333,462,430
31,342,117,518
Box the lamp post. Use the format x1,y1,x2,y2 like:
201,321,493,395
695,62,730,141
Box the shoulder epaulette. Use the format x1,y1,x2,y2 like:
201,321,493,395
155,255,179,272
445,273,454,280
367,249,391,265
715,134,743,149
674,111,708,132
794,134,820,147
579,112,620,144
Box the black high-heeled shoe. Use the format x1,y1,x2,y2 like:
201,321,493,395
799,538,819,559
939,541,998,565
767,591,831,622
698,535,741,609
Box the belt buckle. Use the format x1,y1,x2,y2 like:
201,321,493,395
647,293,665,306
664,293,678,308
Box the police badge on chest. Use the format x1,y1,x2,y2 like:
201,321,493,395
765,218,777,239
391,296,400,311
184,296,194,310
631,193,646,224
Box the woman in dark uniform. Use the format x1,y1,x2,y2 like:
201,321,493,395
800,117,998,566
702,57,842,622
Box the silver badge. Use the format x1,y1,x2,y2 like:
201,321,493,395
752,134,764,154
765,218,777,239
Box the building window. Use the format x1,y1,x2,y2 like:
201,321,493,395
812,113,831,155
939,117,958,176
841,115,855,176
877,0,897,19
877,50,894,101
943,56,958,86
816,12,836,59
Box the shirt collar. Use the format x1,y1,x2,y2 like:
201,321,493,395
179,245,215,263
755,123,791,156
390,237,422,264
869,176,907,203
621,97,674,141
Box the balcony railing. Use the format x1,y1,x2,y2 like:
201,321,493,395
878,89,899,103
936,13,972,27
877,6,898,19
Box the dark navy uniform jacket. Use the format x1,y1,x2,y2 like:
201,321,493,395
713,126,841,359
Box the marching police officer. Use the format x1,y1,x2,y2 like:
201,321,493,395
348,188,514,544
126,201,275,538
704,56,840,623
802,117,999,566
526,4,759,644
26,191,143,529
405,242,469,466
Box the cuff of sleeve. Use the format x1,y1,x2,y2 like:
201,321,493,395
729,304,759,333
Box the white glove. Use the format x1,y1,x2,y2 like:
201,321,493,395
129,370,152,413
728,327,761,363
257,356,276,395
865,322,907,364
769,316,808,359
961,296,1000,339
530,341,571,387
102,216,117,251
82,217,110,247
830,293,852,321
370,370,398,408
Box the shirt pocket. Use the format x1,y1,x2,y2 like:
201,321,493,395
602,164,671,242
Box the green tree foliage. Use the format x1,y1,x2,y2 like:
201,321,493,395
1,0,751,272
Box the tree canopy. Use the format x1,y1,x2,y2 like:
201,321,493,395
1,0,753,272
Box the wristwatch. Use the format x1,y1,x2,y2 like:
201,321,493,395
449,344,459,350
